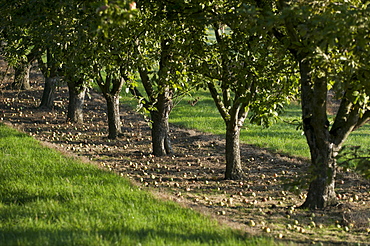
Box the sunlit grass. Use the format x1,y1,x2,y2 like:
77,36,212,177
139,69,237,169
169,90,309,158
0,124,275,246
121,87,370,159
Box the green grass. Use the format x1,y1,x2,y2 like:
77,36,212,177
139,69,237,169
170,91,309,157
0,124,275,246
121,88,370,159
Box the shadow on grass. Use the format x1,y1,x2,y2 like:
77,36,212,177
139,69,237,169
0,225,248,246
0,124,28,139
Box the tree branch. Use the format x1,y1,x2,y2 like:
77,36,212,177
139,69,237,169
330,91,361,146
207,82,229,122
354,110,370,131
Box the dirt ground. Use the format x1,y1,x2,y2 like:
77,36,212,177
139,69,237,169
1,60,370,245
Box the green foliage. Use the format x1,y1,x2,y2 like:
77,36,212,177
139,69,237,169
186,1,300,128
94,0,137,35
117,1,203,125
268,0,370,208
0,124,275,245
337,145,370,180
276,1,370,112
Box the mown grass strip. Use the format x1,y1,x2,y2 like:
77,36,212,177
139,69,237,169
0,124,276,246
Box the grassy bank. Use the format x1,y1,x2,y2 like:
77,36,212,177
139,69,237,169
0,124,276,246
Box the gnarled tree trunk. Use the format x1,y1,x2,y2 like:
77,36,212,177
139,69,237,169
66,81,86,124
300,144,337,209
133,39,175,157
272,1,370,209
299,59,337,209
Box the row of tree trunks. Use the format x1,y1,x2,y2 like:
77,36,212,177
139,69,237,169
1,47,354,211
7,50,125,140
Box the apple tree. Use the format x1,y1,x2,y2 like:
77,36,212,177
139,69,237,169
83,1,139,139
127,0,197,156
0,0,75,109
188,1,298,179
265,0,370,208
0,1,40,90
36,1,94,115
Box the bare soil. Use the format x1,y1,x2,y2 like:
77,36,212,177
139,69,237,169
1,60,369,245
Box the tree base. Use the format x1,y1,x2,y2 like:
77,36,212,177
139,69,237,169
299,199,338,210
224,171,246,180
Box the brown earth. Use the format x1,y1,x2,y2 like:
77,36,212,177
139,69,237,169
1,60,370,245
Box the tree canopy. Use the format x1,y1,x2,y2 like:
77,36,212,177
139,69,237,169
267,0,370,208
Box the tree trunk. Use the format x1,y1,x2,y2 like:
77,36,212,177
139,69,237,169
105,94,122,140
300,144,337,209
11,58,31,90
95,73,124,140
224,123,245,180
299,59,337,209
66,82,86,124
150,109,173,156
39,76,59,109
37,48,61,110
146,78,174,156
